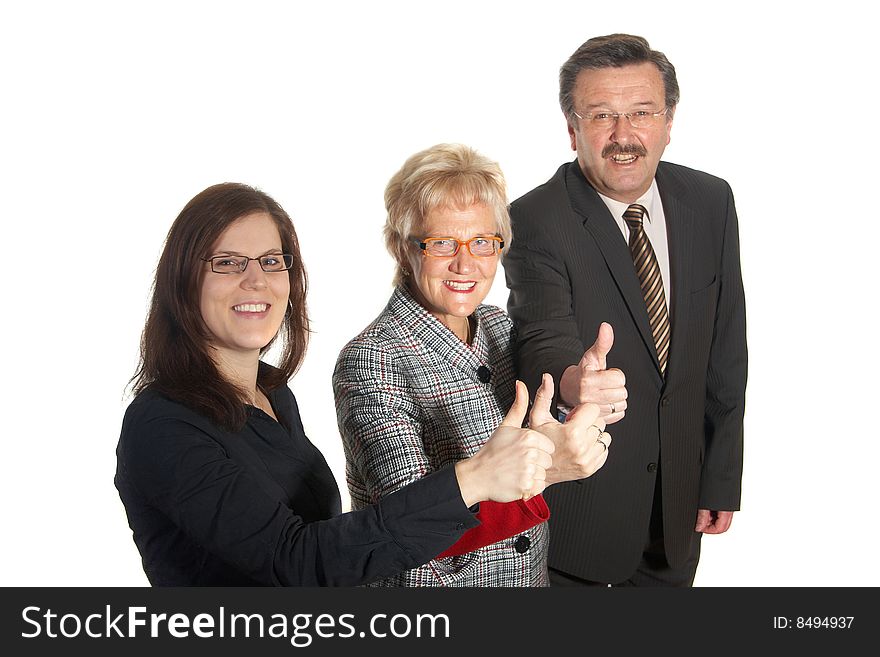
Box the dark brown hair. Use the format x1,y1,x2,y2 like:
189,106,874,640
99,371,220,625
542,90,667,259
559,34,680,120
130,183,309,430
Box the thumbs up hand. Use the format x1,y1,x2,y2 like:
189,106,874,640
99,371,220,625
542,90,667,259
456,381,556,506
529,373,611,484
559,322,627,424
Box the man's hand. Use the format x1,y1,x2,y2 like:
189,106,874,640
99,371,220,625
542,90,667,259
559,322,628,423
695,509,734,534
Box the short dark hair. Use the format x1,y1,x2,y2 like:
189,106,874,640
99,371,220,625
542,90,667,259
130,183,309,430
559,33,680,119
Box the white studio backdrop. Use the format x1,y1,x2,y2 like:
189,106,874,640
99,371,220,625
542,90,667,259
1,0,877,586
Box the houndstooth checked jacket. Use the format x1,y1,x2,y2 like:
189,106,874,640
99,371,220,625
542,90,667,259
333,284,549,587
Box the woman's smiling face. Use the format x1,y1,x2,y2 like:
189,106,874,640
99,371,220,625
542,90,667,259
405,203,499,341
199,212,290,360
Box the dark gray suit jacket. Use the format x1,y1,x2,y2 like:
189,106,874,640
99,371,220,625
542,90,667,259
505,160,747,583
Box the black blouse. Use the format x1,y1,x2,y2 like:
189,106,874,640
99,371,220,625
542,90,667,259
115,382,477,586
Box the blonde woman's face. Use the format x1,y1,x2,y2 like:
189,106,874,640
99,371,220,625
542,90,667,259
405,203,499,342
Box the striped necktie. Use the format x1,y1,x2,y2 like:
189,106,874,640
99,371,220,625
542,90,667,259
623,204,670,375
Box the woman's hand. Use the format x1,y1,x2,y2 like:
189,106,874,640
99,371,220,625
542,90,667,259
529,373,611,485
455,381,555,506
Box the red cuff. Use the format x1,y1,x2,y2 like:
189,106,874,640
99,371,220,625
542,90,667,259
436,495,550,558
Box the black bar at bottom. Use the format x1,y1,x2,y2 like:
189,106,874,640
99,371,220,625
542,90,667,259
1,587,873,655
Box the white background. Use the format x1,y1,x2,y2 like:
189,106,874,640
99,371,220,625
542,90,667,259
1,0,877,587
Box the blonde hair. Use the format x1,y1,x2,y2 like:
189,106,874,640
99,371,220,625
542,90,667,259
384,143,511,286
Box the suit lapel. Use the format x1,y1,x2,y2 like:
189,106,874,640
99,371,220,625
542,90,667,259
656,164,695,382
564,163,661,373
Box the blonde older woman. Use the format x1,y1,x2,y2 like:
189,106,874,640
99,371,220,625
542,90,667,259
333,144,619,587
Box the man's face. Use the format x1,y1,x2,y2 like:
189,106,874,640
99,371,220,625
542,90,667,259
568,62,673,203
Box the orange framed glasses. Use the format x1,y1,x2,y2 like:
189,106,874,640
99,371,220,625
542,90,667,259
411,236,504,257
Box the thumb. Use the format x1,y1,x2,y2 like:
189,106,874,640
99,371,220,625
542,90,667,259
579,322,614,371
500,380,529,428
564,401,602,429
694,508,710,532
528,373,556,427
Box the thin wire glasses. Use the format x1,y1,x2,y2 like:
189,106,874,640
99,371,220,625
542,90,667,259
411,236,504,257
572,107,669,129
201,253,294,274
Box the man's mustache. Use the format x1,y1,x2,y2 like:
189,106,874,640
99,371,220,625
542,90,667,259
601,143,647,158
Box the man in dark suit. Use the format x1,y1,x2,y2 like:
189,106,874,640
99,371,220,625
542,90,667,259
505,34,747,586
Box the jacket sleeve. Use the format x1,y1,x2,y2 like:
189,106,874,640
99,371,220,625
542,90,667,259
117,405,478,587
505,202,586,409
698,182,747,510
333,339,546,581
